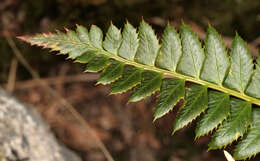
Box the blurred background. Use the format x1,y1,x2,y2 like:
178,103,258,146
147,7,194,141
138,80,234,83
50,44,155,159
0,0,260,161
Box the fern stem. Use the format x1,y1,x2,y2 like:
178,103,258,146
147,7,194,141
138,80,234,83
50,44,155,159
28,36,260,106
93,48,260,106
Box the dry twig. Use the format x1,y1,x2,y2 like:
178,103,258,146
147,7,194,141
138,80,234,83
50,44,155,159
6,57,18,92
3,74,99,90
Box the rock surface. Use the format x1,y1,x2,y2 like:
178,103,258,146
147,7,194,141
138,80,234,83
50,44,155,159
0,88,82,161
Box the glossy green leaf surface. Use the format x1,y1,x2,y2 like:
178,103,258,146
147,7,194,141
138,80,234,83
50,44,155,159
156,24,182,71
97,60,124,85
195,91,230,138
85,54,109,72
134,20,160,66
154,78,185,121
110,66,142,94
173,84,208,133
177,23,205,78
208,98,252,150
200,26,229,84
103,23,122,54
118,22,139,61
224,34,253,93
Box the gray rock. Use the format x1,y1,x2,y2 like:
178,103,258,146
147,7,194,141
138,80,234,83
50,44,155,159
0,88,82,161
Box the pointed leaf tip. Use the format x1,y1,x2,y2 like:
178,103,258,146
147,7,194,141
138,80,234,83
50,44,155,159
17,36,27,42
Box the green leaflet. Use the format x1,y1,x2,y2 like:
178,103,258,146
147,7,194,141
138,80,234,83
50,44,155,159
224,34,253,93
89,25,103,49
75,51,95,63
246,56,260,98
129,71,162,102
195,91,230,138
154,78,185,121
208,98,252,150
156,24,182,71
234,108,260,160
173,84,208,134
103,23,122,54
97,60,124,85
135,20,160,66
76,25,90,44
85,54,109,72
118,22,139,61
110,66,142,94
177,23,205,78
200,25,229,84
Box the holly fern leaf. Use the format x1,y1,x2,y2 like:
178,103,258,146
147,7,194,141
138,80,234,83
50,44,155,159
18,20,260,160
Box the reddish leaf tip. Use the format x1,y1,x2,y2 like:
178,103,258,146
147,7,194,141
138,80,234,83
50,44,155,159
64,27,70,32
16,36,29,43
55,29,61,34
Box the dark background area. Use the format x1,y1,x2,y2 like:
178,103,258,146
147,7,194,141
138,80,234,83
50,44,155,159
0,0,260,161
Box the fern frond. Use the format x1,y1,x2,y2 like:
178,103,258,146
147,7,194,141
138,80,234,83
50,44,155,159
18,20,260,160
